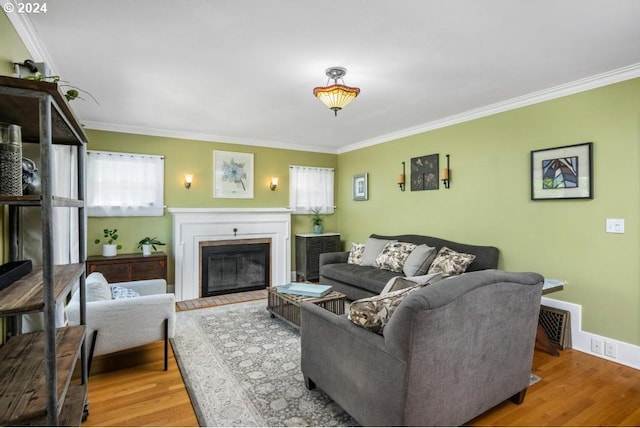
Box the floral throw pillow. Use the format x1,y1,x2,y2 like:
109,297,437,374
347,242,366,265
348,284,422,335
111,285,141,299
375,242,417,272
427,246,476,277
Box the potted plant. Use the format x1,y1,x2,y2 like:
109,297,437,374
94,228,122,257
137,236,166,256
310,208,324,234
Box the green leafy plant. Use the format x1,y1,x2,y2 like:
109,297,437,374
309,208,324,226
137,236,166,251
24,72,99,104
94,229,122,249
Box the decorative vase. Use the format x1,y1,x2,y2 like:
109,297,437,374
313,224,324,234
0,123,23,196
102,244,117,257
141,244,152,256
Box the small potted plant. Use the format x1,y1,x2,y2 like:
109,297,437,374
137,236,166,256
310,208,324,234
94,228,122,257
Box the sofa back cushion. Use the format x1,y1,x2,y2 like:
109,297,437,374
370,234,498,272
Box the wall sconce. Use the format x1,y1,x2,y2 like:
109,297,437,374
397,161,406,191
270,177,279,191
184,174,194,189
441,154,450,189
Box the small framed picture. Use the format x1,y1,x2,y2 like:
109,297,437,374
530,142,593,200
353,173,368,201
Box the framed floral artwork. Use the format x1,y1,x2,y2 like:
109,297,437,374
410,153,439,191
530,142,593,200
213,150,254,198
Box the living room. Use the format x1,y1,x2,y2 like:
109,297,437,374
1,1,640,426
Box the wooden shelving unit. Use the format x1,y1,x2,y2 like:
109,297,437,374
0,76,89,426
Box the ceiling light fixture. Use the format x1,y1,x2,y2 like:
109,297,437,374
313,67,360,116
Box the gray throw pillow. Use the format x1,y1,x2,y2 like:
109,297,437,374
360,237,396,267
403,244,437,276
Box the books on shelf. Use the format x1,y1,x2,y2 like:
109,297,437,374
277,282,333,298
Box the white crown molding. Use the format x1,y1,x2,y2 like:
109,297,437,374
338,63,640,154
82,121,338,154
1,0,58,74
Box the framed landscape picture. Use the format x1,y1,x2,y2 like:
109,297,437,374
213,150,254,198
353,173,368,201
530,142,593,200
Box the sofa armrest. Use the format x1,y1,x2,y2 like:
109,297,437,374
319,251,349,266
300,302,407,426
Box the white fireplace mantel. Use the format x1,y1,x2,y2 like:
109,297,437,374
169,208,292,301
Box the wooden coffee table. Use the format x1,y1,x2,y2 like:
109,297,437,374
267,286,346,329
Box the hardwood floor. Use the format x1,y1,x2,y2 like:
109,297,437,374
82,291,640,427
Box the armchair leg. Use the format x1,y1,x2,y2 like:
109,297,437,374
88,330,98,376
164,318,169,371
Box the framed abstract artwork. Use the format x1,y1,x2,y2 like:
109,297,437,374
213,150,254,198
353,173,368,201
530,142,593,200
410,154,439,191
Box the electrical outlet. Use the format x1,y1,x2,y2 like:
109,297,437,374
591,338,603,354
605,341,617,358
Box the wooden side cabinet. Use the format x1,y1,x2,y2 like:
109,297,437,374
295,233,341,282
86,252,167,283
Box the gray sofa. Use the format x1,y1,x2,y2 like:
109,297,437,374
320,233,499,300
301,269,544,427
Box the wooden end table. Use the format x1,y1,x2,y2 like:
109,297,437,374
267,286,346,329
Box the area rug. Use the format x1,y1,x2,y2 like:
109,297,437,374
171,300,357,427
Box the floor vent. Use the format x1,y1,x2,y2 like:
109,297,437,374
539,305,571,349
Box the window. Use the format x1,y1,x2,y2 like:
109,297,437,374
289,165,334,214
87,150,164,217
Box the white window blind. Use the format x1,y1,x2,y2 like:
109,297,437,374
289,165,334,214
87,150,164,217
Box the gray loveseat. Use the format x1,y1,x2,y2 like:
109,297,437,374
301,269,544,427
320,233,499,300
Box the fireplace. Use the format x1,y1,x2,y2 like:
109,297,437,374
170,208,291,302
200,239,271,296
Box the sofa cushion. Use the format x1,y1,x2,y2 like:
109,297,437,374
402,244,437,276
361,237,396,266
375,242,417,272
427,246,476,277
347,242,365,265
86,272,111,302
321,262,399,294
348,284,422,334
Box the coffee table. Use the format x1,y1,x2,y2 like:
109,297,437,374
267,286,346,329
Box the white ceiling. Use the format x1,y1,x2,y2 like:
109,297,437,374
7,0,640,153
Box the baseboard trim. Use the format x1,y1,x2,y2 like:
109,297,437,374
541,297,640,370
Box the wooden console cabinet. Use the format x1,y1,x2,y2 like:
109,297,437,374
86,252,167,283
295,233,341,282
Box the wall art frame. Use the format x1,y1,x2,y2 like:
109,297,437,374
353,173,368,201
410,153,439,191
530,142,593,200
213,150,254,199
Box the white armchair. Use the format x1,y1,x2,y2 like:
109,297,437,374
67,272,176,373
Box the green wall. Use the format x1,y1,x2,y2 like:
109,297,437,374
85,130,338,282
337,78,640,345
0,12,30,76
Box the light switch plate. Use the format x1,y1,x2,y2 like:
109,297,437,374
606,218,625,234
